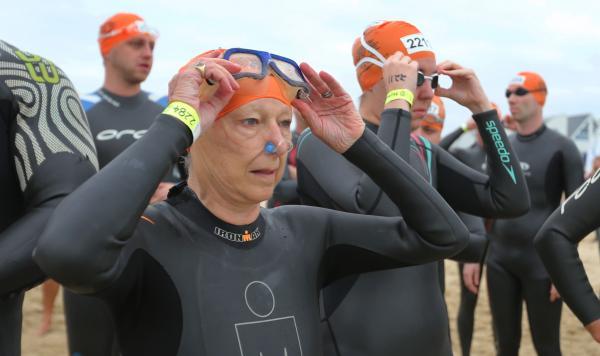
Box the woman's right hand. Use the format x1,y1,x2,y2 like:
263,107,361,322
382,51,418,111
168,50,241,134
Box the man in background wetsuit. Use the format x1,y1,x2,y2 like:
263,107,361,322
0,40,98,356
487,71,584,356
59,12,178,356
297,21,529,356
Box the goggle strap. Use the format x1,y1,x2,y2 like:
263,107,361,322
98,20,156,39
360,35,387,64
355,56,384,69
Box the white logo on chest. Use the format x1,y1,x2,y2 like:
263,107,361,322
234,281,303,356
96,129,147,141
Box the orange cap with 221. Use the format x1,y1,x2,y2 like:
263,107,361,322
98,13,157,56
352,20,436,92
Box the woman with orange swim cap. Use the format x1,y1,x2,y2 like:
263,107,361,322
33,48,471,355
296,20,530,356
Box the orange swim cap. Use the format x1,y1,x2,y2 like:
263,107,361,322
421,96,445,131
98,13,157,56
180,50,294,119
217,75,292,119
353,21,436,92
508,72,547,106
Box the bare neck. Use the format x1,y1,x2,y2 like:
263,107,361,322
187,175,261,226
103,69,141,97
516,111,544,136
359,95,382,126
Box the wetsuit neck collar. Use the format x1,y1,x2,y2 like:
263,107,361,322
98,88,148,109
517,124,546,142
167,182,266,245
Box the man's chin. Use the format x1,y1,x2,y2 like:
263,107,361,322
127,73,149,85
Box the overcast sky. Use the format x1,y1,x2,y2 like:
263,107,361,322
2,0,598,133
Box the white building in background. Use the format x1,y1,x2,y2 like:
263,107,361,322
544,113,597,154
545,113,598,174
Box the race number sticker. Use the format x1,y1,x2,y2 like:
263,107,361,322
510,76,526,85
427,102,440,116
400,33,433,55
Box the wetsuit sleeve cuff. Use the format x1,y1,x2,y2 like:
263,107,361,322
156,113,194,148
343,128,380,162
472,109,499,123
381,108,412,123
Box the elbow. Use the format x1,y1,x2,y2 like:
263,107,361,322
34,223,104,293
426,218,471,258
450,224,471,256
533,227,550,252
513,194,531,217
512,185,532,216
495,192,531,218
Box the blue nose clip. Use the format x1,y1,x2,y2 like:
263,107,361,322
264,141,277,154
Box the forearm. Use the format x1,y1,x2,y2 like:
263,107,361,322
0,203,54,296
450,212,487,262
1,153,96,296
343,128,469,249
35,115,191,293
438,110,530,218
535,228,600,325
355,108,412,213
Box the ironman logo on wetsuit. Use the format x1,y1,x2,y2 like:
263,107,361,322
485,120,517,184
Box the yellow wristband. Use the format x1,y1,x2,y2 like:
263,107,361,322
385,89,414,107
162,101,200,134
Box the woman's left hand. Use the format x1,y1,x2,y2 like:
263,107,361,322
292,63,364,153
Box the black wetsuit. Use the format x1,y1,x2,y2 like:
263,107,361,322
34,109,471,356
0,40,97,356
62,89,175,356
296,109,529,356
487,124,583,356
535,168,600,326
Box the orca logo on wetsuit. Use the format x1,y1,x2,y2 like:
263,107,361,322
560,167,600,214
96,129,147,141
485,120,517,184
234,281,303,356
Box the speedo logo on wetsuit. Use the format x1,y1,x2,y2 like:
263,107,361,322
96,129,147,141
485,120,517,184
560,167,600,214
213,226,261,243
